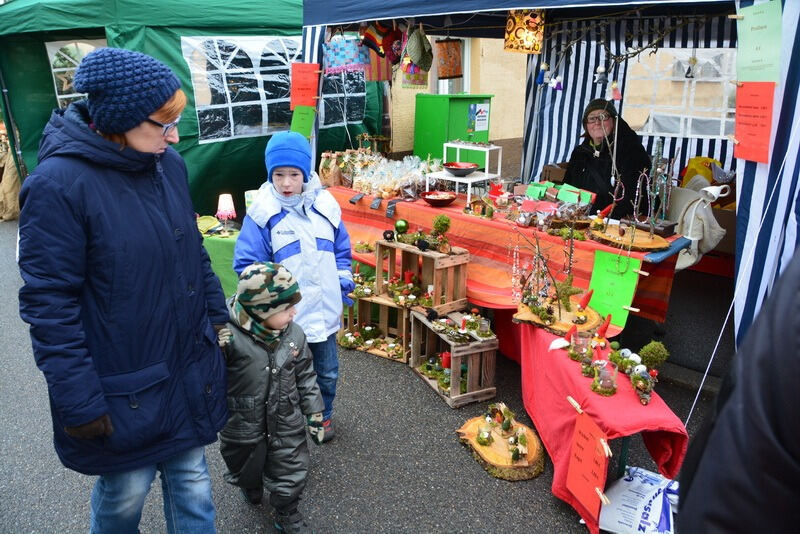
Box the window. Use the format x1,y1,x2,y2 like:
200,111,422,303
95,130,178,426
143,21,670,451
622,48,736,139
319,70,366,129
45,39,106,109
181,36,302,143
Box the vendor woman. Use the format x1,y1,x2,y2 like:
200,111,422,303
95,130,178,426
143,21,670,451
563,98,651,220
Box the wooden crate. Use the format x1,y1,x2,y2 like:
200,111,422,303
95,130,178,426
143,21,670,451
340,294,410,363
374,239,469,314
409,309,497,408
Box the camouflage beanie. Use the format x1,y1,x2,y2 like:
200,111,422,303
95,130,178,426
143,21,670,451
234,262,301,341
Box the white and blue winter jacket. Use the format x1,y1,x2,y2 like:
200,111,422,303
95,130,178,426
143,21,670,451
233,174,352,342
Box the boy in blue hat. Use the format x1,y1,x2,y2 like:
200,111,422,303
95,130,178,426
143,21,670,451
234,131,353,442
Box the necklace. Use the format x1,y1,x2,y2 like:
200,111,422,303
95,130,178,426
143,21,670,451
590,141,601,158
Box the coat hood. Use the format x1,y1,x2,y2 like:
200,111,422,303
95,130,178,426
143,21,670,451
38,100,166,173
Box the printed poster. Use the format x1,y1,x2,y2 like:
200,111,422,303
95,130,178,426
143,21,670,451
475,103,489,132
734,81,775,163
736,0,782,82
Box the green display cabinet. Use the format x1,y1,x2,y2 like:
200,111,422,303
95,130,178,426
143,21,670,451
413,93,493,166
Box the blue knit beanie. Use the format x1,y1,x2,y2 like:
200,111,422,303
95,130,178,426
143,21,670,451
73,47,180,134
265,131,311,183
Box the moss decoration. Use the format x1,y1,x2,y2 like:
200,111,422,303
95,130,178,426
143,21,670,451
639,340,669,369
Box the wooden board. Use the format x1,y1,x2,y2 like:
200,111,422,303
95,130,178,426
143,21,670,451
512,296,602,335
590,224,670,251
456,416,545,481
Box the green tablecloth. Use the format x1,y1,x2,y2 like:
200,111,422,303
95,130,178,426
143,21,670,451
203,231,239,297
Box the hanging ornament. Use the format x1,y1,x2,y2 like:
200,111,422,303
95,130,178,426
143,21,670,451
594,65,608,84
611,80,622,101
685,55,697,79
394,219,409,234
549,75,562,90
536,62,549,85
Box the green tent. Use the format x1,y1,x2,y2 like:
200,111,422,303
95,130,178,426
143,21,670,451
0,0,382,215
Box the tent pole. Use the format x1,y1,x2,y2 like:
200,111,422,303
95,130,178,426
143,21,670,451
0,64,28,178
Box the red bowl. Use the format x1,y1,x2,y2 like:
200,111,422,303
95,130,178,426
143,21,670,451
443,161,479,177
420,191,457,207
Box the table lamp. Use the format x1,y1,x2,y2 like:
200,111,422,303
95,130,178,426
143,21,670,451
216,193,236,235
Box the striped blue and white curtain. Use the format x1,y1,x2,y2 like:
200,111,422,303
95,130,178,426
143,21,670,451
734,0,800,343
301,25,326,165
522,15,737,183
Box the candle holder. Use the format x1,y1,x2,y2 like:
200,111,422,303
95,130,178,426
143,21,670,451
591,361,618,396
568,330,592,361
216,193,236,236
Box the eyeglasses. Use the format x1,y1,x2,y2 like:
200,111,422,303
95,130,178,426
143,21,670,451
586,113,612,124
145,115,181,136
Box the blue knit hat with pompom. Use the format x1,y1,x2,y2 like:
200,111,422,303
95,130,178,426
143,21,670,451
73,47,180,134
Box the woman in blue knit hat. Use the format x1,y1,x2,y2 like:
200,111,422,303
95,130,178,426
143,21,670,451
234,131,353,445
17,47,228,533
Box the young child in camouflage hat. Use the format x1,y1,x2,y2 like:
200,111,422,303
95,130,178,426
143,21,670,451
218,261,324,533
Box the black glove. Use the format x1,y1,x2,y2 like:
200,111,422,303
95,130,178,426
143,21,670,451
65,414,114,439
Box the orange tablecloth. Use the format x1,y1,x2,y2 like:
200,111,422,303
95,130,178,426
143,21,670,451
332,186,679,322
511,321,687,533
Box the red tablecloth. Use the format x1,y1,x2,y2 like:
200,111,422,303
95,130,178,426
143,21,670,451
332,186,679,322
495,315,688,533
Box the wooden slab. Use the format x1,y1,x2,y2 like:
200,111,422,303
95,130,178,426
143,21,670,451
513,296,602,335
590,224,669,251
456,416,545,481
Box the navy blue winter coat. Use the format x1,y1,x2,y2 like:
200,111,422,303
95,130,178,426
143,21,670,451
18,102,228,475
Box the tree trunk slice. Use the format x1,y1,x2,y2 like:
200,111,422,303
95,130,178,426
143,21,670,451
457,416,545,481
513,296,602,335
590,224,670,251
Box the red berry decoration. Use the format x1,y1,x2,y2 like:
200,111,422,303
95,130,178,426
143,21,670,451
649,369,659,378
471,308,479,314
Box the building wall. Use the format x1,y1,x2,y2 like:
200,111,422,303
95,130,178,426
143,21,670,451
470,38,527,141
390,37,527,153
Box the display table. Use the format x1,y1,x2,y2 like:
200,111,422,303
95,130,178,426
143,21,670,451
512,322,688,533
331,186,688,322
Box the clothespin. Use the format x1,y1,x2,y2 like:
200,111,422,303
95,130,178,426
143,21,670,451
729,79,743,87
727,135,740,145
634,269,649,277
595,487,611,505
727,13,744,20
599,438,613,458
622,305,640,312
567,395,583,414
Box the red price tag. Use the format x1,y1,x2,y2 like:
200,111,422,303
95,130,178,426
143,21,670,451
290,62,320,110
566,411,609,522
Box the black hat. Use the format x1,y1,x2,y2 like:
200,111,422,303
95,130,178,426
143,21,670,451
581,98,618,125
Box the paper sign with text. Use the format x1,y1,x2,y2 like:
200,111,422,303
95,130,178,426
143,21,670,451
734,81,775,164
290,106,316,138
290,63,320,110
588,250,641,328
566,411,609,522
736,0,782,82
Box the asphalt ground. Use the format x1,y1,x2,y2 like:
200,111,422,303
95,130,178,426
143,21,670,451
0,220,721,533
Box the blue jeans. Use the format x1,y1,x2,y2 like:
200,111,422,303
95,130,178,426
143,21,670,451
308,333,339,420
90,446,215,534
